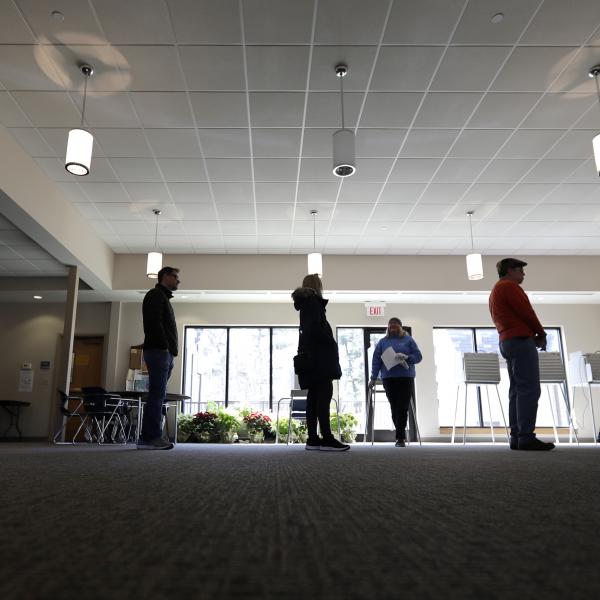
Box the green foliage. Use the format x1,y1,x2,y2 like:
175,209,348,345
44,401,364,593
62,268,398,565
215,408,241,433
273,417,307,443
330,412,359,443
177,413,195,442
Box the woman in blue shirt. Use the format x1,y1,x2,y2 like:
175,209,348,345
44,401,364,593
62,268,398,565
370,317,422,447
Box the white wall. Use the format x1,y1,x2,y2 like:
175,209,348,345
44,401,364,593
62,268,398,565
114,300,600,441
0,302,111,438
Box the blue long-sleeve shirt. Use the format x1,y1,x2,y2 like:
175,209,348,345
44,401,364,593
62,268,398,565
371,335,422,380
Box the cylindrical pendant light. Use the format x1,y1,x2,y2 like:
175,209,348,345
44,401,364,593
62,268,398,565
307,209,323,277
65,64,94,176
465,211,483,281
590,65,600,176
147,209,163,279
332,64,356,178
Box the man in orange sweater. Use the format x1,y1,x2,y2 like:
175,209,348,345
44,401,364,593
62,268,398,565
489,258,555,451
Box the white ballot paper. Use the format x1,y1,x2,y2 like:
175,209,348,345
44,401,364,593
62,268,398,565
381,347,408,370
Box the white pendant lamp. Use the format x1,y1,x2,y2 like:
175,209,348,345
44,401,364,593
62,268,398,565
589,65,600,176
65,64,94,176
465,211,483,281
307,209,323,277
332,64,356,178
147,209,163,279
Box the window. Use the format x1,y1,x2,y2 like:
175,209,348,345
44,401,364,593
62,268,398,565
183,326,297,414
433,327,568,427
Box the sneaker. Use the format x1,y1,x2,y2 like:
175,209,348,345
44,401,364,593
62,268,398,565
395,440,406,447
518,437,555,451
509,437,519,450
136,437,174,450
319,437,350,452
305,437,322,451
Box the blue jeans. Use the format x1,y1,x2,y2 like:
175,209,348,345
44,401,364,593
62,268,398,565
499,337,540,441
141,349,174,441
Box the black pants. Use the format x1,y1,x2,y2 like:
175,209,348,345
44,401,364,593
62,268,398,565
382,377,413,441
306,380,333,440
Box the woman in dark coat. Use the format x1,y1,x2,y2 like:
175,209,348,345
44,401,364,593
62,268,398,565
292,274,349,452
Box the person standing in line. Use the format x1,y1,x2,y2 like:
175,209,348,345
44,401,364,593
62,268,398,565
292,274,350,452
138,266,181,450
489,258,554,451
370,318,422,447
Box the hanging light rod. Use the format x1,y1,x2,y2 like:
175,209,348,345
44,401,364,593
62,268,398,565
65,63,94,176
332,63,356,178
589,64,600,177
146,208,163,279
307,209,323,277
465,210,483,281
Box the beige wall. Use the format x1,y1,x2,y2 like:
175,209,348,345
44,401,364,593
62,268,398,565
0,302,111,438
114,299,600,441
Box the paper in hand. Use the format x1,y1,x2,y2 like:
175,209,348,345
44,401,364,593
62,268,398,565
382,346,409,370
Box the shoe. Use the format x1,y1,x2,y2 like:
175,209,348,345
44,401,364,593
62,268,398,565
136,437,174,450
305,437,322,451
319,437,350,452
518,437,555,451
395,440,406,447
509,437,519,450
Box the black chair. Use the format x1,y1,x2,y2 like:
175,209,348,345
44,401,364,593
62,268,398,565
81,387,129,444
53,391,93,444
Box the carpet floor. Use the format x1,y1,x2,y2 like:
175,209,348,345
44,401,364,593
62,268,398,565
1,442,599,600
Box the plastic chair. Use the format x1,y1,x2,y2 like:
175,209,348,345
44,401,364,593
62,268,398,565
81,387,128,444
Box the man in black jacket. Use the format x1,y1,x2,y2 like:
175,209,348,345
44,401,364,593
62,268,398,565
138,266,180,450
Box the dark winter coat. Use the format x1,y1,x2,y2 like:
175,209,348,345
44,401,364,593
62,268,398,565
292,287,342,389
143,284,179,356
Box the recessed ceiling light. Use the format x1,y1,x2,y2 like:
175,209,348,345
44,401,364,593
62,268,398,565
51,10,64,22
33,295,42,300
491,12,504,24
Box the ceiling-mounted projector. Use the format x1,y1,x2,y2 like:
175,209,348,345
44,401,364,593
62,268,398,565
332,128,356,177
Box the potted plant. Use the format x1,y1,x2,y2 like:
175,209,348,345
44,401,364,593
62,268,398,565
192,411,218,442
177,413,195,442
330,412,359,443
274,417,307,443
215,408,241,443
243,411,272,443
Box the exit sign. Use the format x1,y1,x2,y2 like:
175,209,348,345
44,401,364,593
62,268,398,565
365,302,385,317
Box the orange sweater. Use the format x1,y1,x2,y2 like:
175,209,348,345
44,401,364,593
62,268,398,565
488,279,544,341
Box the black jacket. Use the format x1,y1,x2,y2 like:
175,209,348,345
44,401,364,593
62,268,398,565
143,284,178,356
292,287,342,388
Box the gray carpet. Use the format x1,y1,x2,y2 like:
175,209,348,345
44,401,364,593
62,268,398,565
1,442,599,600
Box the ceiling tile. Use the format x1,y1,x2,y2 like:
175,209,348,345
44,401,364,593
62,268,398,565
168,0,241,43
205,158,252,182
76,92,140,128
81,182,130,203
420,183,470,204
497,130,565,158
123,183,171,204
370,204,412,221
522,159,585,183
182,220,219,235
355,129,407,158
461,184,513,204
177,204,218,220
246,46,310,90
130,92,193,127
249,92,311,127
179,46,245,90
350,158,394,182
257,221,293,235
449,129,513,158
521,0,600,44
252,129,301,157
433,158,489,183
302,128,335,157
337,182,383,204
57,182,90,203
521,93,596,129
17,0,105,44
93,129,152,158
399,129,458,158
256,203,295,220
452,0,540,44
0,92,30,127
545,130,597,159
254,182,296,203
477,159,537,183
502,183,556,204
114,46,185,91
0,2,35,43
158,159,208,182
0,46,63,90
492,47,578,92
7,127,53,156
254,158,298,182
414,93,482,128
389,159,441,183
146,129,202,158
545,183,600,203
110,158,163,182
12,91,80,127
371,47,444,91
95,203,142,221
168,182,213,203
243,0,314,44
220,221,257,235
190,92,248,127
467,92,541,128
431,47,511,91
212,182,254,203
315,0,390,45
309,47,377,91
384,0,464,44
361,93,423,127
199,129,250,157
333,203,374,221
297,182,339,203
299,158,339,182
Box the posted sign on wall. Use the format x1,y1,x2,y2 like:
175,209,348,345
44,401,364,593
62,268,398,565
365,302,385,317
